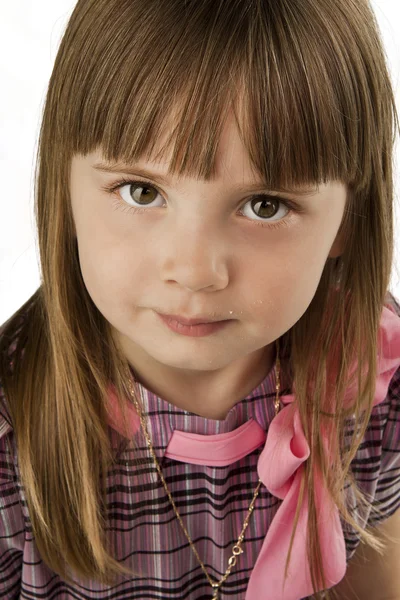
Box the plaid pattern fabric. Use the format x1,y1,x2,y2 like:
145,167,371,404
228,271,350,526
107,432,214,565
1,295,399,599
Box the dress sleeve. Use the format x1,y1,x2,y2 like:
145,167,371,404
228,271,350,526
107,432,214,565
0,387,24,599
366,363,400,526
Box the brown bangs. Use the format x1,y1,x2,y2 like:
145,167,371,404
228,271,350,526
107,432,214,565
51,0,391,194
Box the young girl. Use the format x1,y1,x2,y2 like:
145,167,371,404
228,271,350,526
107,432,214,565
1,0,400,598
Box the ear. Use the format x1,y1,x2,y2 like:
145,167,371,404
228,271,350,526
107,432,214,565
328,227,346,259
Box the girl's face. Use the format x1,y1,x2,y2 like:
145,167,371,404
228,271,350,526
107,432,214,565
70,110,347,416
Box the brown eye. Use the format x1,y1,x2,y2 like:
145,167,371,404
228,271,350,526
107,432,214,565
250,196,280,219
129,184,158,205
116,181,163,208
242,195,291,224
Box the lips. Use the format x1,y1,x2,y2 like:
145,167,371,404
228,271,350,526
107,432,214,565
157,313,224,325
157,312,233,337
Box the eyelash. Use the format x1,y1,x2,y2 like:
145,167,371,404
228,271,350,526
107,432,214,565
100,177,305,230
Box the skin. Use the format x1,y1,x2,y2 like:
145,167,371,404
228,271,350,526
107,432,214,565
70,110,347,420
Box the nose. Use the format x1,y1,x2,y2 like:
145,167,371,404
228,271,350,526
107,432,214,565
159,223,230,292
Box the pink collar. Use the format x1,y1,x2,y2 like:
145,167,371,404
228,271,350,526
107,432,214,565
165,418,267,465
107,305,400,600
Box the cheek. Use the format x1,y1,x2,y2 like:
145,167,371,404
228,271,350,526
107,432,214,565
76,232,148,312
245,241,329,331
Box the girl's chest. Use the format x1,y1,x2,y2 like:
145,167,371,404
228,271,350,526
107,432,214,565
104,446,279,598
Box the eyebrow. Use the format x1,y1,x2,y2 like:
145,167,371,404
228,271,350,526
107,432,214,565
92,161,318,196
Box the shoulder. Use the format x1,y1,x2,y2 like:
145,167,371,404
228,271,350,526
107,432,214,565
340,292,400,559
350,291,400,478
376,291,400,460
0,345,17,484
384,289,400,316
0,308,29,442
353,291,400,458
0,311,27,547
372,290,400,447
0,319,26,594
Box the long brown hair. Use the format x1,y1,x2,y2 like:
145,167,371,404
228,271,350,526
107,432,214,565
0,0,399,596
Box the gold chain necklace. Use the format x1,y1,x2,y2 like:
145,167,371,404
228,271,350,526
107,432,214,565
124,339,281,599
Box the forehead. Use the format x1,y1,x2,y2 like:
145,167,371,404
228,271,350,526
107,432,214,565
85,149,328,200
86,105,321,195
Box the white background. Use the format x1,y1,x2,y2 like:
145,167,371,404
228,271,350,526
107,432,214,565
0,1,399,325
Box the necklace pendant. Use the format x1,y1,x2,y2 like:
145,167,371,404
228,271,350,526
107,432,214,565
212,591,219,599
